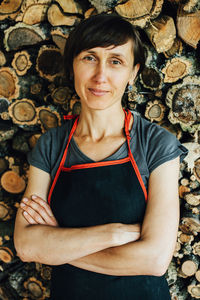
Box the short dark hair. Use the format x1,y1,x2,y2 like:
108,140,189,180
63,13,146,89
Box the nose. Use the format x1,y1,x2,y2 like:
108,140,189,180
93,62,107,83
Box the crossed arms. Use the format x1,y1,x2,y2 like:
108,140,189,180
14,157,180,276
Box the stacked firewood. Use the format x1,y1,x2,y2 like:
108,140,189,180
0,0,199,299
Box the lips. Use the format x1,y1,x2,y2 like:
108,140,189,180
88,88,109,96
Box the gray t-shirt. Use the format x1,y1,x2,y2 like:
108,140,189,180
28,111,188,190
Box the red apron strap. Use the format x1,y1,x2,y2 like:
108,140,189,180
63,115,78,120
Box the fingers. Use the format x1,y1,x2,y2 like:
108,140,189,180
20,195,58,226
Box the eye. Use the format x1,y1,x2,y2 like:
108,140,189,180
111,59,122,65
83,55,96,62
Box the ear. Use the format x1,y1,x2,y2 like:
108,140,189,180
129,63,140,85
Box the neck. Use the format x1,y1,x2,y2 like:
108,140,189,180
75,104,126,141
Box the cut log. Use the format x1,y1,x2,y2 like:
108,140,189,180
145,100,166,122
0,202,10,221
193,242,200,256
194,159,200,183
180,217,200,236
181,257,199,276
144,15,176,52
51,29,68,55
166,76,200,132
4,22,46,51
8,99,37,126
29,134,41,149
178,232,194,244
11,51,32,76
188,282,200,298
36,46,63,81
0,0,22,21
0,51,6,66
0,246,13,263
185,193,200,206
161,57,193,83
48,4,78,26
69,98,81,115
37,107,61,132
24,277,46,299
0,67,19,101
177,5,200,49
15,0,51,25
164,38,183,58
140,66,163,90
51,87,72,106
1,170,26,194
55,0,83,14
115,0,164,28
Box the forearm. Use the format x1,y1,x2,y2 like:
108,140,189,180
69,238,166,276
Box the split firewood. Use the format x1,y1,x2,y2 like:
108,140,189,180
51,87,72,106
184,193,200,206
0,246,13,263
8,99,37,126
180,217,200,236
187,281,200,298
115,0,164,28
196,270,200,282
36,107,61,132
24,277,46,299
140,66,163,90
0,0,22,21
0,67,19,101
166,76,200,132
145,100,166,122
47,4,78,27
55,0,83,14
51,29,68,55
11,51,32,76
36,45,63,81
0,51,6,66
144,15,176,52
161,57,193,83
177,4,200,49
193,242,200,256
84,7,97,18
163,38,183,58
194,159,200,183
15,0,51,25
1,170,26,194
29,134,41,149
4,22,46,51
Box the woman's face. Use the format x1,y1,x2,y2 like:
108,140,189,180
72,39,139,111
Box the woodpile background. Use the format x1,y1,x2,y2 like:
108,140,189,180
0,0,199,299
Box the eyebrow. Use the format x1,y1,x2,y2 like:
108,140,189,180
85,50,126,59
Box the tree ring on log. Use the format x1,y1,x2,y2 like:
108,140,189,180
36,46,63,81
145,100,166,122
161,57,193,83
115,0,164,28
166,76,200,132
0,68,19,101
1,170,26,194
51,87,72,105
24,277,46,299
140,67,163,90
15,0,51,25
4,22,46,51
188,284,200,298
37,107,61,132
194,158,200,183
0,0,22,21
11,51,32,76
8,99,37,126
0,246,13,263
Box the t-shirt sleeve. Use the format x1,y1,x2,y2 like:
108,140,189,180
145,122,188,174
27,130,53,174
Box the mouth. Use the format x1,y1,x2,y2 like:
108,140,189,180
88,88,109,96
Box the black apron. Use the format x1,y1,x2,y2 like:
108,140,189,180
48,110,171,300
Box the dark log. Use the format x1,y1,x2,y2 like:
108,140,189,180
0,68,19,101
8,99,37,126
30,83,42,95
0,202,11,221
0,158,9,175
0,0,22,21
51,87,72,106
177,4,200,49
115,0,164,28
145,100,166,122
140,67,163,90
24,277,46,299
163,38,183,58
180,217,200,236
15,0,51,25
37,107,61,132
51,29,68,55
4,23,46,51
12,135,30,154
11,51,32,76
144,15,176,52
36,46,63,81
1,170,26,194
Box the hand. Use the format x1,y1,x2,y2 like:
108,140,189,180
20,195,58,227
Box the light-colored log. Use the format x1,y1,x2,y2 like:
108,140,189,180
8,99,37,126
84,7,97,18
47,4,78,26
0,246,13,263
145,100,166,122
193,242,200,256
115,0,164,28
183,0,200,13
182,142,200,172
1,170,26,194
145,15,176,52
185,193,200,206
0,0,22,21
11,51,32,76
36,45,63,81
15,0,51,25
180,217,200,236
177,4,200,49
55,0,83,14
181,258,199,276
4,22,46,51
178,231,194,244
161,57,193,83
0,67,19,101
188,281,200,298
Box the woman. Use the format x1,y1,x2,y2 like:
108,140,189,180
14,14,188,299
